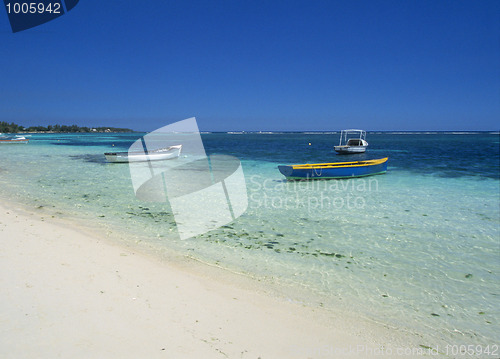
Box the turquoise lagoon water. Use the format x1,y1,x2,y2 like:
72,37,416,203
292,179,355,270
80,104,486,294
0,132,499,349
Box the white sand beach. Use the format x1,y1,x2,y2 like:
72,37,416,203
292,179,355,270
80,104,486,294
0,203,425,358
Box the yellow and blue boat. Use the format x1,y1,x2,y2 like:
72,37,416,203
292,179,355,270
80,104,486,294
278,157,388,180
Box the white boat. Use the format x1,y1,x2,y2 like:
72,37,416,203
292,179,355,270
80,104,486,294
0,135,29,144
334,129,368,154
104,144,182,163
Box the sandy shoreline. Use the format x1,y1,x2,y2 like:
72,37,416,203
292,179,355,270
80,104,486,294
0,203,424,358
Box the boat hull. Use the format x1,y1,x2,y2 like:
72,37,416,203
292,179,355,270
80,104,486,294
0,138,29,144
278,158,388,180
334,145,367,154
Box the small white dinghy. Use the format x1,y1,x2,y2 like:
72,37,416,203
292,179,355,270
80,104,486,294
0,135,29,144
105,144,182,163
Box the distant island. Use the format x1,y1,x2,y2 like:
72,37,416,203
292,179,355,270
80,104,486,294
0,121,134,133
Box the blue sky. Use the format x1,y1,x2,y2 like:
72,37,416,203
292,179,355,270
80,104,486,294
1,1,499,131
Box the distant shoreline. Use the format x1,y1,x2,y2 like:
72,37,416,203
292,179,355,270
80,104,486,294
18,130,138,134
3,129,498,135
209,130,500,134
0,121,135,134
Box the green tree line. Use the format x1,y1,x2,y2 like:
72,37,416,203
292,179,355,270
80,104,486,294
0,122,133,133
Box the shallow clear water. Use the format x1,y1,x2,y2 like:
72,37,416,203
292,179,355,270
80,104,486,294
1,132,499,348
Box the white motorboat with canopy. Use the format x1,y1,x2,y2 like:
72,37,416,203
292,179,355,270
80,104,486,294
334,129,368,154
